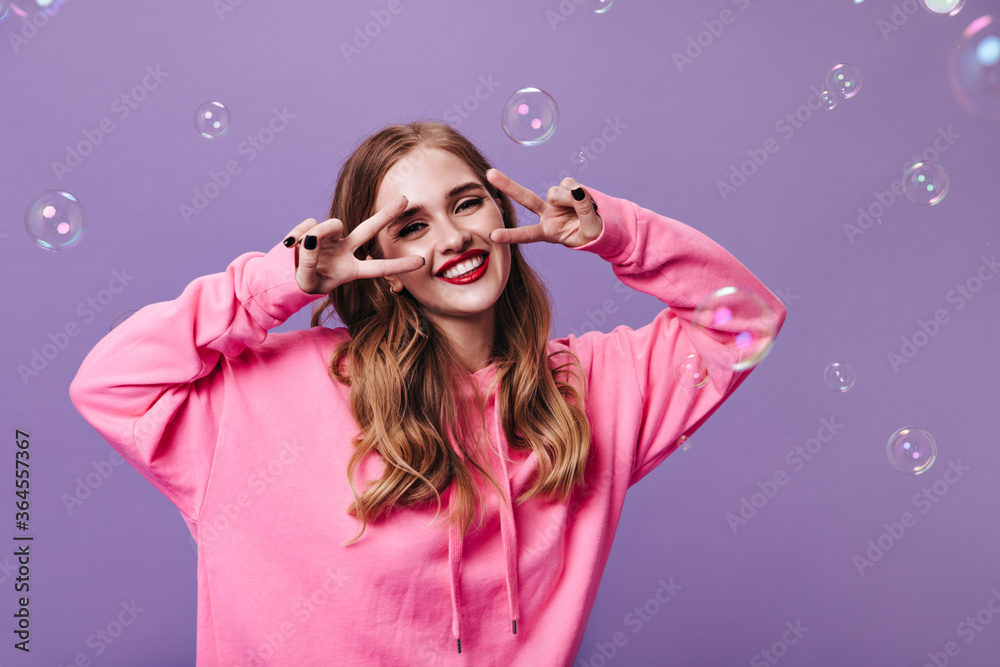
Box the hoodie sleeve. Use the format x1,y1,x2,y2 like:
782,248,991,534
560,187,787,487
68,240,326,521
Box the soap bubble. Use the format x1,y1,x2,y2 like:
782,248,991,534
820,91,838,110
587,0,614,13
25,190,86,251
110,310,139,331
887,428,937,474
826,64,863,99
501,88,559,146
691,287,778,371
195,101,231,139
903,161,950,205
678,435,692,452
921,0,965,16
947,14,1000,120
823,362,856,392
8,0,65,19
674,353,709,389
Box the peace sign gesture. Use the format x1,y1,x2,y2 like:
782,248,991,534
486,169,603,249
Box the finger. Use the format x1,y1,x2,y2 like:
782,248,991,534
297,217,344,246
486,168,546,217
567,184,602,222
551,182,600,223
490,223,547,245
358,254,425,280
349,194,410,250
282,218,320,246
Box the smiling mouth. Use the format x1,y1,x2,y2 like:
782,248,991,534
439,255,485,279
438,254,489,283
437,250,488,278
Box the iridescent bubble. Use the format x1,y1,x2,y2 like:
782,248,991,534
110,309,139,331
586,0,614,13
820,90,838,110
14,0,66,19
823,362,856,392
25,190,85,251
0,1,9,25
887,427,937,475
501,88,559,146
903,161,950,205
674,353,709,389
922,0,965,16
678,435,692,452
842,0,865,4
826,64,863,99
691,287,778,371
194,101,231,139
947,14,1000,120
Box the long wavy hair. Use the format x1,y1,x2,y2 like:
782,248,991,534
310,121,592,546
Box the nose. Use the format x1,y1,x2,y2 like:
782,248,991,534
436,213,473,252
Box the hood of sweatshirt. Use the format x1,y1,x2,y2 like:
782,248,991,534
445,360,517,654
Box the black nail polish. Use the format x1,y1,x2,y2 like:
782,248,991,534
304,235,317,250
283,236,295,247
572,187,585,201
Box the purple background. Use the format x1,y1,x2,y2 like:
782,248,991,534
4,0,1000,664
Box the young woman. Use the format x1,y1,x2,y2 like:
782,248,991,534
70,121,785,666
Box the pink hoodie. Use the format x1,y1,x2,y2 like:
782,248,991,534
70,187,785,666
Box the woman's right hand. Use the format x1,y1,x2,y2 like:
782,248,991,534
285,195,425,295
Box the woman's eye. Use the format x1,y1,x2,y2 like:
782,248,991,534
396,198,483,237
457,197,483,212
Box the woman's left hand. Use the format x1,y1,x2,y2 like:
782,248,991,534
485,168,603,249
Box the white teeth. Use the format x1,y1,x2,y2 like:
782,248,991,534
441,255,485,279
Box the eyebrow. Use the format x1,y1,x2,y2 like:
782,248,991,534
387,182,486,231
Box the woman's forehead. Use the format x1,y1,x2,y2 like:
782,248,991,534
378,149,476,198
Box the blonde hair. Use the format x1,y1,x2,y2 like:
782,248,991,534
310,121,592,545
